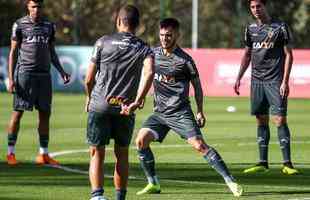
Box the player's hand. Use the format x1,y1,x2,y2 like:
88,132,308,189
138,98,145,109
120,102,140,116
61,72,71,84
85,97,90,112
196,112,206,128
234,79,240,95
7,78,15,93
280,82,289,98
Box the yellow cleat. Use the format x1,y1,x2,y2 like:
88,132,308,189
7,154,19,165
136,183,161,195
282,166,300,175
243,164,269,174
227,182,243,197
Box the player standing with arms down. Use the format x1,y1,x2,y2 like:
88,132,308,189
84,5,154,200
135,18,243,197
6,0,70,165
234,0,299,175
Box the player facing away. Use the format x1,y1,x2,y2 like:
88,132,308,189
135,18,243,197
234,0,299,175
84,5,154,200
6,0,70,165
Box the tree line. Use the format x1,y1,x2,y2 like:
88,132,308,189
0,0,309,48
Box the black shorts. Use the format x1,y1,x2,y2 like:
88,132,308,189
251,81,287,116
87,111,135,147
141,109,202,142
14,72,52,112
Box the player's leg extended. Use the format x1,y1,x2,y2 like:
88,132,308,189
89,146,106,199
35,110,58,165
7,111,24,165
114,144,129,200
244,115,270,173
135,128,161,195
188,137,243,197
273,115,299,175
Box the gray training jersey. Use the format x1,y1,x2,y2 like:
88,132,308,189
89,32,152,114
245,20,293,82
153,46,199,115
11,16,55,74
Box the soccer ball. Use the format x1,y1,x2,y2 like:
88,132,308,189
226,105,237,113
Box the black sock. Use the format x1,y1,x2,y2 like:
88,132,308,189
91,188,104,198
39,134,49,148
257,125,270,165
8,133,18,146
137,148,158,184
278,124,291,163
116,189,127,200
204,147,234,183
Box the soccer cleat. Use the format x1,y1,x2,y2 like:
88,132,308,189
136,183,161,195
282,166,300,175
7,153,18,165
35,154,59,165
90,196,108,200
243,164,269,174
227,182,243,197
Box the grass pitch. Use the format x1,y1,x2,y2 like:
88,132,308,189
0,93,309,200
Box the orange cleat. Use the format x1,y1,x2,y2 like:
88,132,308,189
7,153,18,165
35,154,59,165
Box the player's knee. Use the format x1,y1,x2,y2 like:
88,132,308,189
256,115,269,126
190,140,209,154
273,116,286,127
136,129,152,149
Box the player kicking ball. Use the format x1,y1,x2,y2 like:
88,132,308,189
135,18,243,197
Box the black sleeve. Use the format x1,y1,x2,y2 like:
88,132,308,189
90,39,103,65
244,25,252,48
186,59,199,80
281,23,293,47
11,22,22,42
50,23,56,43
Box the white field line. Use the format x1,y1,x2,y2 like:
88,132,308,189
47,142,310,191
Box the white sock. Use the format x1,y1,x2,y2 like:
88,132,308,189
8,145,15,155
39,147,48,154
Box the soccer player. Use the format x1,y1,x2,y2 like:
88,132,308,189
6,0,70,165
135,18,243,197
234,0,299,175
84,5,154,200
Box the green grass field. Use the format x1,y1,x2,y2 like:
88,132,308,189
0,93,309,200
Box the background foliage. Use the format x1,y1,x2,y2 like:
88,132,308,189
0,0,309,48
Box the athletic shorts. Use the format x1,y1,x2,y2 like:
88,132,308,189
141,109,202,142
251,81,287,116
87,111,135,147
14,72,52,112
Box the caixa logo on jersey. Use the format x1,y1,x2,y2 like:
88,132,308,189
252,42,274,49
25,35,49,44
112,37,139,50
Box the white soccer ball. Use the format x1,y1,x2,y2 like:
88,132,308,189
226,105,237,113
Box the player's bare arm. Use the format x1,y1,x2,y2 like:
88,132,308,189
191,76,205,128
121,56,154,115
7,40,19,93
280,46,293,97
84,61,97,112
234,46,252,95
50,42,70,84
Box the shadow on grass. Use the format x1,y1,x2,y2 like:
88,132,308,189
0,161,310,197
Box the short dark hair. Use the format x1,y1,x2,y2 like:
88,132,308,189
160,18,180,31
118,5,140,30
25,0,44,4
248,0,267,5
